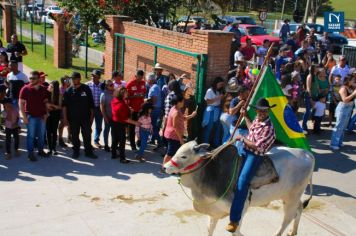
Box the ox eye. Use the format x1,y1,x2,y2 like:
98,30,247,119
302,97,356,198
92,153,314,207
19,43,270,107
181,156,187,159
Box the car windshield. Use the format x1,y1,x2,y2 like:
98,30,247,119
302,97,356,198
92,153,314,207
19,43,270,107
289,25,299,32
192,17,206,23
247,27,267,35
238,28,247,36
51,6,61,10
237,17,256,25
308,24,324,34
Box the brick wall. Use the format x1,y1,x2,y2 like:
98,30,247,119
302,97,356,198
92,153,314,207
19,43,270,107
105,16,233,93
2,3,16,43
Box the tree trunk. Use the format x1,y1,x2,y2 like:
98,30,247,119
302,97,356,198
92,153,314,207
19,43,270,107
232,0,238,11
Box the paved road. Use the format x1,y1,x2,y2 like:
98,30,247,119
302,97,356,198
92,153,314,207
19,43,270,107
0,111,355,235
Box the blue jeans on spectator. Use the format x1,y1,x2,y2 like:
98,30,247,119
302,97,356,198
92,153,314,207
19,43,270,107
331,103,354,147
302,93,312,131
221,112,233,144
202,106,221,148
151,108,162,145
103,120,111,147
93,107,103,143
230,148,263,223
27,115,46,153
137,128,150,156
348,113,356,132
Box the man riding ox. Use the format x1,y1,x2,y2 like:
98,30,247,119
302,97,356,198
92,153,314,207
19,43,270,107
227,98,276,233
164,97,315,236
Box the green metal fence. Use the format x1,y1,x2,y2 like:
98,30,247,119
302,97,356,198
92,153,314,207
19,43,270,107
17,7,50,59
114,33,208,139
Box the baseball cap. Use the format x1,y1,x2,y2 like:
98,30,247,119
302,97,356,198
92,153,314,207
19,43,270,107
38,71,48,78
70,72,81,79
91,69,102,77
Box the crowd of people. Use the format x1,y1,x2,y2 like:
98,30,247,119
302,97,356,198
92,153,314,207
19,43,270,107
0,28,355,173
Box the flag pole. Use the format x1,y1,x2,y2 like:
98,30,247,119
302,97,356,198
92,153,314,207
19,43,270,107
229,42,275,141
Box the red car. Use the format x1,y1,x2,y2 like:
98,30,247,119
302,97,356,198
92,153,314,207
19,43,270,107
239,24,281,47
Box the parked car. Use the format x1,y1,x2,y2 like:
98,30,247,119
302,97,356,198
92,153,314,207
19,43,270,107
176,16,209,32
45,5,63,14
219,15,257,25
239,24,281,47
272,23,348,53
41,12,55,25
158,14,172,29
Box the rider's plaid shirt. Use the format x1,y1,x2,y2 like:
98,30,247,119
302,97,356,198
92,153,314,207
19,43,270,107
246,118,276,156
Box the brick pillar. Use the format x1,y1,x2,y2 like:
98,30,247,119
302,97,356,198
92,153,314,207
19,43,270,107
2,3,16,43
104,15,132,79
191,30,233,86
206,31,234,85
53,14,72,68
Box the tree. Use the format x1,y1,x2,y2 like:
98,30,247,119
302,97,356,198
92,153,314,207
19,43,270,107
309,0,331,23
57,0,117,28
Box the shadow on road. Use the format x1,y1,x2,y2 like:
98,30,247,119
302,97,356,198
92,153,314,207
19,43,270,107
305,184,356,199
0,132,169,182
307,129,356,174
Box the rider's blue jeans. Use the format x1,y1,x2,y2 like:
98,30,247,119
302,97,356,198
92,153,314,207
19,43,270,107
302,93,312,131
230,149,263,223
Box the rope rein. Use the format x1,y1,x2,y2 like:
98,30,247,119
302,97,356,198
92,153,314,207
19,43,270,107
177,145,239,206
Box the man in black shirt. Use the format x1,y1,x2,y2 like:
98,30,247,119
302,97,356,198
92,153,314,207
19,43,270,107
6,34,27,72
62,72,97,159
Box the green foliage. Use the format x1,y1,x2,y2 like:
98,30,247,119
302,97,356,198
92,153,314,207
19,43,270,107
57,0,117,26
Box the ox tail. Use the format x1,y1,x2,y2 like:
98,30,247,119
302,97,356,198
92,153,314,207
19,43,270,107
302,176,313,209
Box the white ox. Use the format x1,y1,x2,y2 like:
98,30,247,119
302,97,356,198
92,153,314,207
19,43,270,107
164,141,315,236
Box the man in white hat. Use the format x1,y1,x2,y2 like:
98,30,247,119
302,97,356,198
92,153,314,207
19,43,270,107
154,63,168,90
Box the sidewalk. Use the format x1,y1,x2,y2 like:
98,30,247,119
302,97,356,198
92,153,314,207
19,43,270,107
16,25,104,66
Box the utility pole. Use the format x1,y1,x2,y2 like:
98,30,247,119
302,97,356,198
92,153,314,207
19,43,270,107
281,0,286,20
303,0,311,23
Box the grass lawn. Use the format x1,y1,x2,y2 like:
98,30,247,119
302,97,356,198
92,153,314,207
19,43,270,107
331,0,356,19
2,35,101,81
17,18,105,52
18,19,54,38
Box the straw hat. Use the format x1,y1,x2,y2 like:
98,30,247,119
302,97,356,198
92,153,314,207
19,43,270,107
154,63,164,70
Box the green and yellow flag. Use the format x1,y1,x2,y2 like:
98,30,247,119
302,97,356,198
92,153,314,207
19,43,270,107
247,66,311,150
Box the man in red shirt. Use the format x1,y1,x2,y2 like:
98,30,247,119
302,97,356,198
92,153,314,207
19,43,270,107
126,70,146,150
241,38,256,61
19,72,50,161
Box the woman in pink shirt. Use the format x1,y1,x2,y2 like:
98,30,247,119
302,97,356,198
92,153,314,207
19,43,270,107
160,95,197,174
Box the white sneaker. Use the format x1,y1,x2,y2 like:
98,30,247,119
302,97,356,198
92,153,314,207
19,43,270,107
330,145,340,150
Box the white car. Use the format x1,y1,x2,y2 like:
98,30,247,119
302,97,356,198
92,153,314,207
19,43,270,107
41,12,55,25
45,6,63,14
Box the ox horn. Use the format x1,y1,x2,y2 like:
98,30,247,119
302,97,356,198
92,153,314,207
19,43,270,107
193,143,210,152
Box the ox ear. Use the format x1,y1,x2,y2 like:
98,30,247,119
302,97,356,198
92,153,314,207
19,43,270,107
193,143,210,158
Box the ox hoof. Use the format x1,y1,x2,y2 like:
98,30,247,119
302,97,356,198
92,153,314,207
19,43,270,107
287,231,297,236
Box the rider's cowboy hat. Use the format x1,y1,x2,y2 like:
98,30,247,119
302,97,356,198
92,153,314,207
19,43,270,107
250,98,276,110
154,63,164,70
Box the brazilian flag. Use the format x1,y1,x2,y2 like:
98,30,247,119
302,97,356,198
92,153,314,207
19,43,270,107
247,66,311,150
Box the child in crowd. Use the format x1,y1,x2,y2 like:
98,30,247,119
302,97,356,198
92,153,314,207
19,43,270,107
291,71,302,113
220,95,233,144
312,95,327,134
2,98,19,159
281,74,292,98
135,102,153,162
328,74,342,127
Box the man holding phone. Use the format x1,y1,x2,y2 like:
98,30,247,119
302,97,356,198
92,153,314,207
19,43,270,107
7,34,27,72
